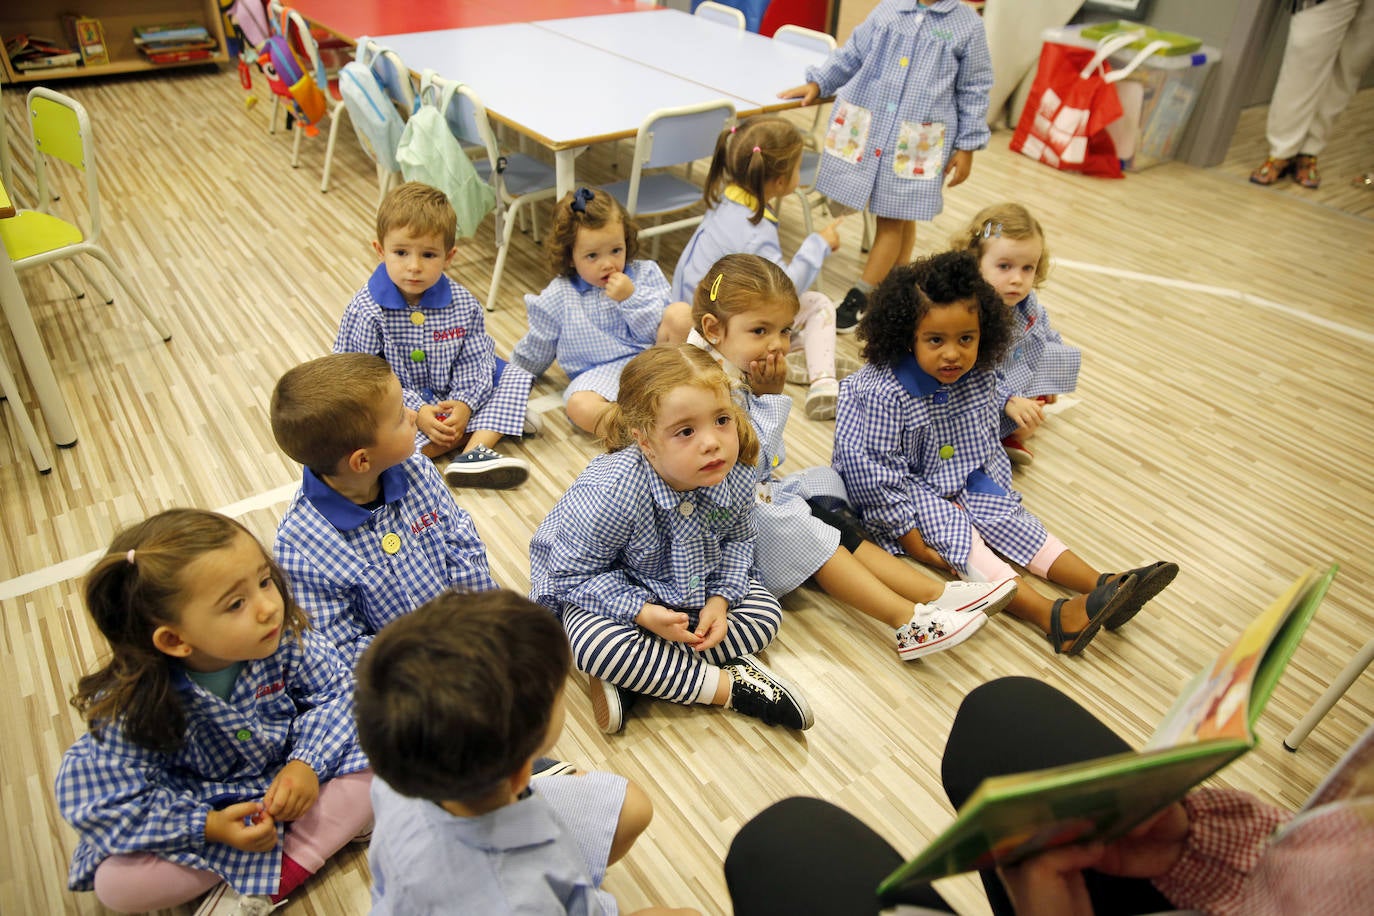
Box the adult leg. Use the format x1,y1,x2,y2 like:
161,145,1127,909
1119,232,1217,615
942,677,1173,916
1265,0,1361,158
1303,0,1374,155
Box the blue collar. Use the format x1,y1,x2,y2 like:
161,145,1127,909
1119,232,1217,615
367,262,449,311
302,462,411,530
894,353,945,398
568,261,633,294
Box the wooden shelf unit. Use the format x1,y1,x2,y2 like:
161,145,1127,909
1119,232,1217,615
2,0,228,83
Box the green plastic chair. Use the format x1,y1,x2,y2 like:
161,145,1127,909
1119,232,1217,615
0,87,171,341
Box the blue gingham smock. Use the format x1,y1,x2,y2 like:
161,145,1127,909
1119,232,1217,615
274,453,496,666
55,630,368,896
671,186,831,302
804,0,992,221
832,357,1049,576
334,266,533,442
511,260,671,386
994,289,1082,437
529,447,759,623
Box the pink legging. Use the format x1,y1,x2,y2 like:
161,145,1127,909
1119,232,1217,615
963,528,1067,582
791,291,838,381
91,769,373,913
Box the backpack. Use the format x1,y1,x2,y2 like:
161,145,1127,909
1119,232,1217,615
338,39,408,174
257,9,326,135
396,72,497,239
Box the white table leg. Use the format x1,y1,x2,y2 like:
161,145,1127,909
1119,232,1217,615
554,146,587,200
0,251,77,446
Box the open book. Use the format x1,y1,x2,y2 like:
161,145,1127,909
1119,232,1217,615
878,564,1338,895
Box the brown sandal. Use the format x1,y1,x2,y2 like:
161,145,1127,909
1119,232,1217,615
1294,154,1321,189
1250,156,1294,186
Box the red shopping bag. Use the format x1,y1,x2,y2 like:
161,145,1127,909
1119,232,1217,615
1010,36,1136,179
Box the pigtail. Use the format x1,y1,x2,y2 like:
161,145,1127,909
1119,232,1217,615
742,144,769,225
599,402,635,452
733,399,760,467
702,125,736,212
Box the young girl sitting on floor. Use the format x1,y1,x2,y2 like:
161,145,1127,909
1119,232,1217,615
512,188,691,435
671,115,855,420
833,251,1179,656
529,345,812,735
54,509,372,915
951,202,1080,467
689,253,1015,661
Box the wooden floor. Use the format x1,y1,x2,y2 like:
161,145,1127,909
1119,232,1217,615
2,69,1371,916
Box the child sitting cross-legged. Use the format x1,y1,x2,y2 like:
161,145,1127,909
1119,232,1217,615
356,588,699,916
335,181,533,489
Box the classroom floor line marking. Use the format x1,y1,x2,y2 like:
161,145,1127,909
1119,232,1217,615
0,482,299,602
1053,258,1374,345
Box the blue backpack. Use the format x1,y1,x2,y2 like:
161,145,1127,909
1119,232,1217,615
339,39,409,174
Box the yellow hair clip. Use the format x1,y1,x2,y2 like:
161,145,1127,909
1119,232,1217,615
709,274,723,301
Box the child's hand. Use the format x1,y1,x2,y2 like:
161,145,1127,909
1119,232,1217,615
778,82,821,106
435,399,471,436
819,217,844,252
690,597,729,652
1004,396,1045,436
263,760,320,822
945,149,974,187
746,352,788,395
206,801,278,852
418,404,461,450
636,603,696,644
604,271,636,302
899,528,954,575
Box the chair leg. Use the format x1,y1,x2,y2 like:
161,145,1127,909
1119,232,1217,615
49,262,86,299
486,200,524,312
269,96,280,134
1285,636,1374,751
291,120,304,168
322,106,347,193
793,188,814,236
72,258,113,304
85,248,172,341
0,350,53,473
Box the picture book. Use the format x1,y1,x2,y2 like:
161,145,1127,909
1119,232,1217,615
877,564,1338,894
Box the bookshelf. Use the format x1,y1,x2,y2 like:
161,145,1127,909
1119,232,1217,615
1,0,227,83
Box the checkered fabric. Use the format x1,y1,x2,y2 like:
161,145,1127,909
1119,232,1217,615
994,290,1081,436
804,0,992,220
833,358,1047,575
55,630,367,896
511,260,670,380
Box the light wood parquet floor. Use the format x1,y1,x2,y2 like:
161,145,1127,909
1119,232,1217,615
1,67,1371,916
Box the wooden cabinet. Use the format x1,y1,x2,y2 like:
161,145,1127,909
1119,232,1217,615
1,0,228,83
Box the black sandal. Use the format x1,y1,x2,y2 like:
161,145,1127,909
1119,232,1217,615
1096,561,1179,630
1048,573,1135,655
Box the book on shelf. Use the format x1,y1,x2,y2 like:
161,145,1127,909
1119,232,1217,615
143,48,215,65
877,564,1338,896
6,34,82,70
62,15,110,67
132,22,212,45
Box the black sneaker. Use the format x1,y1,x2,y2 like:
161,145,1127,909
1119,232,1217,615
722,654,813,730
835,287,866,334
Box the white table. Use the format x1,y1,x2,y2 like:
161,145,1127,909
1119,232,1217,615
377,11,827,199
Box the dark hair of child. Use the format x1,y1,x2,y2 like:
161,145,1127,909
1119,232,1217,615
545,187,641,279
702,115,805,225
691,252,799,331
353,589,571,804
859,250,1013,370
270,353,396,477
72,509,308,753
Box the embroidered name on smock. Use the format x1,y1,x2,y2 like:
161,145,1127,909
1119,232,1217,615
254,680,285,699
433,326,467,342
410,511,443,534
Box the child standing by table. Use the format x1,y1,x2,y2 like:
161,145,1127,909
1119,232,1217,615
672,115,853,420
689,253,1016,661
54,510,372,915
512,188,691,435
833,251,1179,656
952,202,1080,467
335,181,532,490
779,0,993,331
529,345,812,735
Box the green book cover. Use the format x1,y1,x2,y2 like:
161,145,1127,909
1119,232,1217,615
878,565,1337,895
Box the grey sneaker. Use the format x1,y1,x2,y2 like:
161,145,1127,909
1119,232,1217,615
443,445,529,489
523,410,545,437
722,654,813,730
787,352,863,385
194,885,281,916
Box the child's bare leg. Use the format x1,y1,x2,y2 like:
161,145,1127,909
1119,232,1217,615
464,429,504,451
567,392,613,436
851,542,946,606
657,301,693,345
1004,585,1094,652
1042,550,1102,594
861,217,918,286
420,441,450,459
812,547,921,628
608,779,653,865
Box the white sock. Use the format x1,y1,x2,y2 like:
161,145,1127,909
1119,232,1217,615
695,667,724,705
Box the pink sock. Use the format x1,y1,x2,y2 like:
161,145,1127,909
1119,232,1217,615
272,854,313,902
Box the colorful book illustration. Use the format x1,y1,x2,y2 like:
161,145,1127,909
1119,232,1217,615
878,564,1338,895
6,34,82,70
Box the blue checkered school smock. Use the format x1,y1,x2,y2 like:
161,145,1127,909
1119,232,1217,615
994,290,1082,437
274,453,496,667
832,357,1049,575
335,267,533,442
803,0,992,221
55,630,368,896
511,260,671,387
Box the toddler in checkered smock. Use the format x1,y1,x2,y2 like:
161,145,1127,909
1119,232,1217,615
54,510,372,916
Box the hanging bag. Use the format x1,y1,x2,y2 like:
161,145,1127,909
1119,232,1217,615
258,7,327,135
396,70,497,238
339,38,408,174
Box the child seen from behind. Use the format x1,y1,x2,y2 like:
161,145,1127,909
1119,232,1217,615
952,202,1080,466
54,510,372,916
529,345,812,735
336,181,533,489
512,188,692,436
689,253,1015,661
833,251,1179,656
671,115,854,420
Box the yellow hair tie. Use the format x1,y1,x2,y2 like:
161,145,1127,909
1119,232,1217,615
709,274,723,301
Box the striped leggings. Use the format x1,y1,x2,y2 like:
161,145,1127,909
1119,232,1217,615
562,580,782,704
